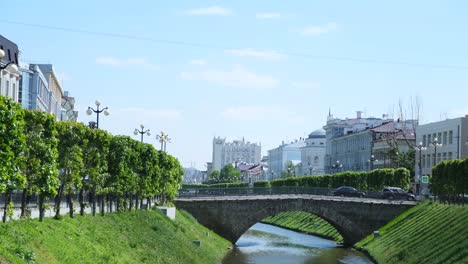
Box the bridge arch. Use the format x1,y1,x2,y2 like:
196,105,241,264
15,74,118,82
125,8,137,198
175,196,415,246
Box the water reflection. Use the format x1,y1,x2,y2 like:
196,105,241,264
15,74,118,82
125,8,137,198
222,223,373,264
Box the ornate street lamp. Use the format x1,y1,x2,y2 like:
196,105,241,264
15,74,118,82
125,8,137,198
134,124,151,143
431,137,442,166
332,160,343,173
368,154,378,171
86,100,110,129
156,131,171,151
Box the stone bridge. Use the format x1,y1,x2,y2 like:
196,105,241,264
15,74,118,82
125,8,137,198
175,194,416,245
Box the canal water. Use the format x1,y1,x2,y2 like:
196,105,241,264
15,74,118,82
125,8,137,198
222,223,373,264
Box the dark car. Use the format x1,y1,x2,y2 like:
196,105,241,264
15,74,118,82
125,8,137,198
382,187,415,201
333,186,366,198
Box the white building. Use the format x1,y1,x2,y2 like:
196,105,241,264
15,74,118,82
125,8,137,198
299,129,326,176
268,139,305,180
323,111,394,173
0,35,20,102
416,116,468,176
212,137,261,170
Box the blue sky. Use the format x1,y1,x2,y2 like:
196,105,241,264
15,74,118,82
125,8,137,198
2,1,468,169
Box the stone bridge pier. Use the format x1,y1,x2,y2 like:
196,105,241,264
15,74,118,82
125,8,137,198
175,195,415,245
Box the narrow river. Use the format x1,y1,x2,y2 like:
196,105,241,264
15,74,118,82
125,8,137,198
222,223,373,264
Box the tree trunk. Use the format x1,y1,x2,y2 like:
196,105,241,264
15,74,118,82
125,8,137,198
55,183,65,219
2,191,12,223
101,195,105,216
79,187,85,216
38,193,45,222
20,188,28,218
92,191,97,217
146,197,151,210
67,193,74,218
129,194,133,211
135,193,139,210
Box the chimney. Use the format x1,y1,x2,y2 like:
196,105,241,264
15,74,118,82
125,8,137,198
356,111,363,119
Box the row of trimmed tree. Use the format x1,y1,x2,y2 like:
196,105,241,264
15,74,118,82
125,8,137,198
253,168,412,191
0,95,184,222
431,158,468,203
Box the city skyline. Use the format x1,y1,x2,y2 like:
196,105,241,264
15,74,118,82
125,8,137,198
2,1,468,169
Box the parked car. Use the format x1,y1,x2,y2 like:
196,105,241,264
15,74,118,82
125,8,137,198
333,186,366,198
382,187,415,201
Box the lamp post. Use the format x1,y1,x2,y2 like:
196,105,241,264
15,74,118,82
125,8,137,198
134,124,151,143
431,137,442,167
308,164,314,175
415,142,427,195
156,131,171,151
368,155,378,171
332,160,343,173
86,100,110,129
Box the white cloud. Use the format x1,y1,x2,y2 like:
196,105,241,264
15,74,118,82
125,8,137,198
185,6,232,16
95,57,159,70
119,107,182,122
225,48,287,60
300,22,338,36
256,13,281,19
190,59,208,66
220,105,305,122
179,65,278,89
291,81,321,89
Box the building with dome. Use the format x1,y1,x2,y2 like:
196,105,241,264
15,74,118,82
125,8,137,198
298,129,326,176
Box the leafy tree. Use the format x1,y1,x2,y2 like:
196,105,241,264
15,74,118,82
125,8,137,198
138,143,159,209
158,151,184,205
220,164,241,183
208,170,220,180
281,160,296,178
55,121,86,218
107,135,136,212
0,96,26,223
21,110,60,221
81,128,110,216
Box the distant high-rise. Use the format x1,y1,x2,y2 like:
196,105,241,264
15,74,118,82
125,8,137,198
212,137,261,170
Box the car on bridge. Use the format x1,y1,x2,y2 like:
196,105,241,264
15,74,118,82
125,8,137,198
332,186,366,198
382,187,416,201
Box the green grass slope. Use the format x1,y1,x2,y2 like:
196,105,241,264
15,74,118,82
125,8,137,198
356,201,468,264
261,211,343,243
0,209,230,264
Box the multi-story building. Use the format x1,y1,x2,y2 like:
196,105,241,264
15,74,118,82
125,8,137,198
324,111,392,173
19,64,71,121
416,116,468,176
268,139,305,179
212,137,261,170
61,91,78,121
372,121,415,169
0,35,20,102
299,129,326,176
324,111,416,173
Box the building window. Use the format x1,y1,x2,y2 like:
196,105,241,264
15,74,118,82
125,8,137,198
423,135,426,147
428,134,431,145
448,152,453,160
5,80,9,96
422,155,426,168
443,152,447,160
437,153,441,163
449,131,453,144
437,132,442,142
443,132,447,145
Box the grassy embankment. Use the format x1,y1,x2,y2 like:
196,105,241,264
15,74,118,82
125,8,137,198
261,211,343,243
0,209,231,264
356,201,468,264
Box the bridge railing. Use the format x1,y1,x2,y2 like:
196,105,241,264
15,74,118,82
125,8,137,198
177,187,385,199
